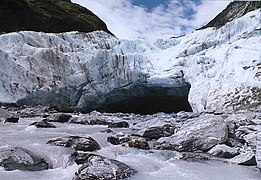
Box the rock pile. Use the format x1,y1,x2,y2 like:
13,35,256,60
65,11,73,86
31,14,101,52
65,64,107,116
1,106,260,178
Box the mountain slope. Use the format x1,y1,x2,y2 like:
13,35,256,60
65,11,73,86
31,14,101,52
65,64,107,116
0,0,111,34
200,1,261,29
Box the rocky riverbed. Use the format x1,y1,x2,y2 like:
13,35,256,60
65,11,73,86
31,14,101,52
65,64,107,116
0,106,260,179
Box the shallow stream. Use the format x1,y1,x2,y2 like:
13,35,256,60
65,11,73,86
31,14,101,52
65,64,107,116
0,116,260,180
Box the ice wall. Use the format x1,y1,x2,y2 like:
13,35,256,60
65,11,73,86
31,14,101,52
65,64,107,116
0,10,260,113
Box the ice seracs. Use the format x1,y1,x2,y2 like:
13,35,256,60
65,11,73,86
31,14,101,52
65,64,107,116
0,9,260,113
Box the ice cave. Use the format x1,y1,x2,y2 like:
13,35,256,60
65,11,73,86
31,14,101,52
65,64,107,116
96,84,192,114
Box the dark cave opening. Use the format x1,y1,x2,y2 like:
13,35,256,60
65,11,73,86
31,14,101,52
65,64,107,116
96,83,192,115
14,82,192,115
99,95,192,115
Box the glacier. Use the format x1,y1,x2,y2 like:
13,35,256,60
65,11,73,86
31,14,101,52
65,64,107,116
0,9,260,113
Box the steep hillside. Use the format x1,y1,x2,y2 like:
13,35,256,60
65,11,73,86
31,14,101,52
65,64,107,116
200,1,261,29
0,0,111,34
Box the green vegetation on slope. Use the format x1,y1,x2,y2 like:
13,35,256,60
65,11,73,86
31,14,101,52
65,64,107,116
0,0,111,34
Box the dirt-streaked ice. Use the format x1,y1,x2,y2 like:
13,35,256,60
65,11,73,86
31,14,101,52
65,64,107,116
0,10,260,113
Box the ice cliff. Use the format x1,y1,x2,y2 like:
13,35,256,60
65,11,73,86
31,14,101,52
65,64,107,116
0,9,260,114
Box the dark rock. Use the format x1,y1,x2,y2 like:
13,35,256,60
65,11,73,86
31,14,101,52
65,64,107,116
200,1,261,29
239,156,257,166
71,152,93,165
227,122,237,139
225,138,243,148
89,119,112,126
107,133,131,145
48,113,72,123
257,132,261,169
0,147,49,171
30,119,56,128
0,0,112,34
138,124,175,140
4,116,19,123
140,127,166,139
69,117,89,125
121,139,150,150
47,136,100,152
208,144,239,158
236,126,253,134
70,117,112,126
225,116,252,145
73,154,136,180
42,114,50,118
155,115,228,152
107,133,150,150
100,129,113,133
234,126,254,145
225,150,257,166
235,137,246,145
107,136,120,145
0,108,11,118
0,108,18,123
108,121,129,128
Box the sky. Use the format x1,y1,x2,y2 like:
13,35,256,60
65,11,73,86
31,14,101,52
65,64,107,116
72,0,232,41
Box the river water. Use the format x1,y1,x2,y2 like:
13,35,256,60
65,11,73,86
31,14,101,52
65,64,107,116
0,116,260,180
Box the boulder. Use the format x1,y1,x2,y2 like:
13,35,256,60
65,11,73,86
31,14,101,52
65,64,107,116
234,125,258,148
225,138,244,148
0,108,12,121
154,115,228,152
225,150,257,166
89,119,112,126
70,111,115,126
208,144,239,158
137,124,175,140
226,121,237,139
42,114,50,118
48,113,72,123
107,133,149,150
73,154,136,180
4,116,19,123
69,117,89,125
30,119,56,128
121,139,150,150
0,108,19,123
107,136,121,145
47,136,100,152
72,152,93,165
107,133,131,145
0,147,49,171
108,121,129,128
100,129,113,133
70,117,113,126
